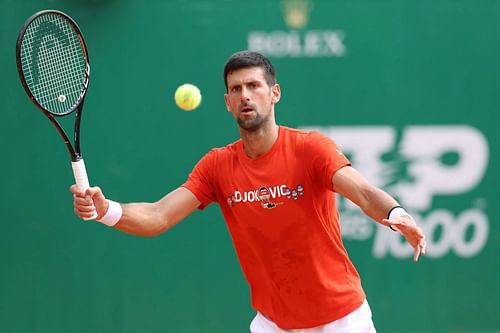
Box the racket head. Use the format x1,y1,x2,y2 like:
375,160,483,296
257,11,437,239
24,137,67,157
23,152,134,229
16,10,90,117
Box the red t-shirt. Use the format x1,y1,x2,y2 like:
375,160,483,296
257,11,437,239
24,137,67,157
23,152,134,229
182,126,365,329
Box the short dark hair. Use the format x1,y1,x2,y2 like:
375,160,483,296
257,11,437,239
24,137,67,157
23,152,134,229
223,51,276,90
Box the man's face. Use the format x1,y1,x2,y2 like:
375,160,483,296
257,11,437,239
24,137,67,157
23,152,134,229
224,66,280,132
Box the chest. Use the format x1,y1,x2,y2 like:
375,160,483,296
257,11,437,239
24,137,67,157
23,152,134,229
216,150,312,212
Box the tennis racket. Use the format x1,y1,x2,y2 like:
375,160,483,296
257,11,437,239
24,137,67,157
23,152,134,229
16,10,97,219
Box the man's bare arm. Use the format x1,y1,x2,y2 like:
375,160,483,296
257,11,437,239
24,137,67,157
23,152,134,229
332,166,426,261
70,185,201,236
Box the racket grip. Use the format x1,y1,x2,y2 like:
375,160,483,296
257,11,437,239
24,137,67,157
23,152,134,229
71,159,98,220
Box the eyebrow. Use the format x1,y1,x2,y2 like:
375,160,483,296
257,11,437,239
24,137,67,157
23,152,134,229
229,79,261,88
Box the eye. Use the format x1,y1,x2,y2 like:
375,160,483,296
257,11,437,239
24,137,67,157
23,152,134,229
231,86,241,93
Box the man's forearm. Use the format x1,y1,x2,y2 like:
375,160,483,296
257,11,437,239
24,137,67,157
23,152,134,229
113,201,169,237
359,186,400,224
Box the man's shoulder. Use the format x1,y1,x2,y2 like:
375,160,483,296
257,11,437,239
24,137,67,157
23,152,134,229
281,125,309,137
281,125,322,144
206,139,240,158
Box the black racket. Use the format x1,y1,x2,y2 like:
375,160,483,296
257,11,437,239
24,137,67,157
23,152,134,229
16,10,96,219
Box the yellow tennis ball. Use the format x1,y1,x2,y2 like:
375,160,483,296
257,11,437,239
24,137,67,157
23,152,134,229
174,83,202,111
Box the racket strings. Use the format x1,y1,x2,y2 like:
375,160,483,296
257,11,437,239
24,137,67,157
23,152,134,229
20,13,87,115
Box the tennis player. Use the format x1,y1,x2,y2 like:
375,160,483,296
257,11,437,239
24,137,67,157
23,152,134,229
71,51,426,333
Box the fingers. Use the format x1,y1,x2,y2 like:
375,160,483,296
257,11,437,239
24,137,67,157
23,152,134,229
73,192,95,215
413,239,427,262
412,230,427,262
70,184,95,198
419,237,427,256
70,186,103,202
75,207,97,220
385,217,426,262
74,194,95,209
70,185,104,220
69,184,84,195
413,244,422,262
381,218,402,228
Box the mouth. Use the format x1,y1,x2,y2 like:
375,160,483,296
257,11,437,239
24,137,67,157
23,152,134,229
239,105,255,114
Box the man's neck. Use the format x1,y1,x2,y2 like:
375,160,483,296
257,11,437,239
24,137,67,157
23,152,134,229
240,123,279,159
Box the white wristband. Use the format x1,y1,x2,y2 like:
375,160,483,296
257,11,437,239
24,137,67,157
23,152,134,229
97,199,122,227
388,206,412,220
387,206,413,231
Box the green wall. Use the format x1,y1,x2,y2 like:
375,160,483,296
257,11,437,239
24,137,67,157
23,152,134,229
1,0,498,332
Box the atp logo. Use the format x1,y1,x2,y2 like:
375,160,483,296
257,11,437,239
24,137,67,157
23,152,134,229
302,125,490,259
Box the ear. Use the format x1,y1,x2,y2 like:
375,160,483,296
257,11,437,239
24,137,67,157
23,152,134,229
223,93,231,112
271,84,281,104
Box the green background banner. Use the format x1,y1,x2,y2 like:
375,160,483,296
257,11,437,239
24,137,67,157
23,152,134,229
1,0,498,332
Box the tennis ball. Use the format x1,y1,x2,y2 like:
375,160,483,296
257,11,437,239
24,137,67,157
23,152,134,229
174,83,202,111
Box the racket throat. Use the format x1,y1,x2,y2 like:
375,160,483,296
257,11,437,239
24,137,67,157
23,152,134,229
73,99,87,160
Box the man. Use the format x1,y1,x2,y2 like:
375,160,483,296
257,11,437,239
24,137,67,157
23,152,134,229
71,50,426,332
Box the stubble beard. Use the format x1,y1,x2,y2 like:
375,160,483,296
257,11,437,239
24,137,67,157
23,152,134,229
237,112,266,132
238,104,276,132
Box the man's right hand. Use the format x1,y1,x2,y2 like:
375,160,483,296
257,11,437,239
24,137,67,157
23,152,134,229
70,185,109,221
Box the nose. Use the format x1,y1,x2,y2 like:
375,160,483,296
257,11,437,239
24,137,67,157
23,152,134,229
240,86,251,101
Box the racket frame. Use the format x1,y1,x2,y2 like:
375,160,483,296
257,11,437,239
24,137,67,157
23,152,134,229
16,10,97,219
15,9,91,163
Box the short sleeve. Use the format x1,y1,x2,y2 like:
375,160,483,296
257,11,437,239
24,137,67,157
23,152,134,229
182,149,218,209
304,131,351,191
